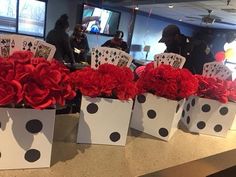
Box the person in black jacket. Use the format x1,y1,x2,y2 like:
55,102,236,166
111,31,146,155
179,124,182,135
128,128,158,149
70,24,89,63
159,24,214,74
102,30,128,53
46,14,75,65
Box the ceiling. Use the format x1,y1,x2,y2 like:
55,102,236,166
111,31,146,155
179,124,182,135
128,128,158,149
103,0,236,30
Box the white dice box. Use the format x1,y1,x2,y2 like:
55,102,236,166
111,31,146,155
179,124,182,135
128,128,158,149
130,93,185,141
181,96,236,137
230,115,236,130
77,96,133,146
0,108,55,170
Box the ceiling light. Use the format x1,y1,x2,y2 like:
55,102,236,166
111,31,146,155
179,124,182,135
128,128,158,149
179,19,182,21
135,6,139,10
168,4,174,8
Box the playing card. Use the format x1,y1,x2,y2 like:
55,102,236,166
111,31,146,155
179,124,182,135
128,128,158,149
34,40,56,60
0,34,11,57
117,50,133,67
101,47,120,65
203,62,232,79
31,39,43,55
91,47,103,69
20,36,36,53
9,34,24,55
154,53,185,68
172,54,186,68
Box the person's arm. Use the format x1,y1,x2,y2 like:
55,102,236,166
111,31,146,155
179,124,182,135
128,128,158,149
63,34,75,64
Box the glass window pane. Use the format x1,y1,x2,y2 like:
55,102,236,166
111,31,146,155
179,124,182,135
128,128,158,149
0,0,17,32
18,0,46,37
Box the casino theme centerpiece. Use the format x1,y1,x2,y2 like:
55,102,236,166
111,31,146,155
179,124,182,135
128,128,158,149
181,62,236,137
70,47,136,146
130,53,198,141
0,34,75,169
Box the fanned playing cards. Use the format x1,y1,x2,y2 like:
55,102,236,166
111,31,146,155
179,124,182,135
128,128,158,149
0,34,56,60
203,62,232,80
91,47,133,69
154,53,186,69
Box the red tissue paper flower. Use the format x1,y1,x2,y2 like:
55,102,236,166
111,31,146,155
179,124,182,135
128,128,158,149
70,64,137,100
195,75,228,103
0,51,76,109
136,63,198,100
225,79,236,102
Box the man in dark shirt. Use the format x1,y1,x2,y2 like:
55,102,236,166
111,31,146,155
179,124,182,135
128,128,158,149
46,14,75,65
159,24,214,74
102,30,128,53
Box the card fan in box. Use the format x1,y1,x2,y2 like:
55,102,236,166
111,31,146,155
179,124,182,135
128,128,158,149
91,47,133,69
131,54,197,141
181,62,236,137
0,34,56,60
0,49,76,169
131,93,185,141
0,108,55,170
70,50,136,145
77,96,133,145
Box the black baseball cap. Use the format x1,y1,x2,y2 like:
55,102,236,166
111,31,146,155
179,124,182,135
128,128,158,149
159,24,181,43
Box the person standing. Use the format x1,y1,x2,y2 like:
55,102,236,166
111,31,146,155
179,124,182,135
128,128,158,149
159,24,214,74
70,24,90,63
46,14,75,65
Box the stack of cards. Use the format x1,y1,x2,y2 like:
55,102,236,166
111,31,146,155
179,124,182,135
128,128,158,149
154,53,186,69
202,62,232,80
91,47,133,69
0,34,56,60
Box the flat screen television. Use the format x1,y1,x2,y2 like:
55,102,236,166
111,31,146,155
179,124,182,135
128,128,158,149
81,4,121,36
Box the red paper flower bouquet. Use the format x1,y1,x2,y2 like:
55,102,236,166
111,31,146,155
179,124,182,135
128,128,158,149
0,51,76,109
136,63,198,100
70,64,137,100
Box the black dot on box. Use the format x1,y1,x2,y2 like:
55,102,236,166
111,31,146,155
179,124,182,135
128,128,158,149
182,110,185,118
87,103,98,114
158,128,169,137
147,110,156,119
197,121,206,129
109,132,120,142
187,104,190,111
137,94,146,103
24,149,41,162
214,124,223,132
26,119,43,134
219,107,228,116
187,116,190,124
201,104,211,112
191,99,195,106
176,104,180,113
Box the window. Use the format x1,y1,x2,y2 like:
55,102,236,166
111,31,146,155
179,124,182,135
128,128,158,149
18,0,46,37
0,0,17,32
0,0,47,37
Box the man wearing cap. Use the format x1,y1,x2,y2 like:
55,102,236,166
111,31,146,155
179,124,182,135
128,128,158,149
159,24,214,74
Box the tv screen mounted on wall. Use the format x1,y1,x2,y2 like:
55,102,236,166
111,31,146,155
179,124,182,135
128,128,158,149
82,4,121,36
